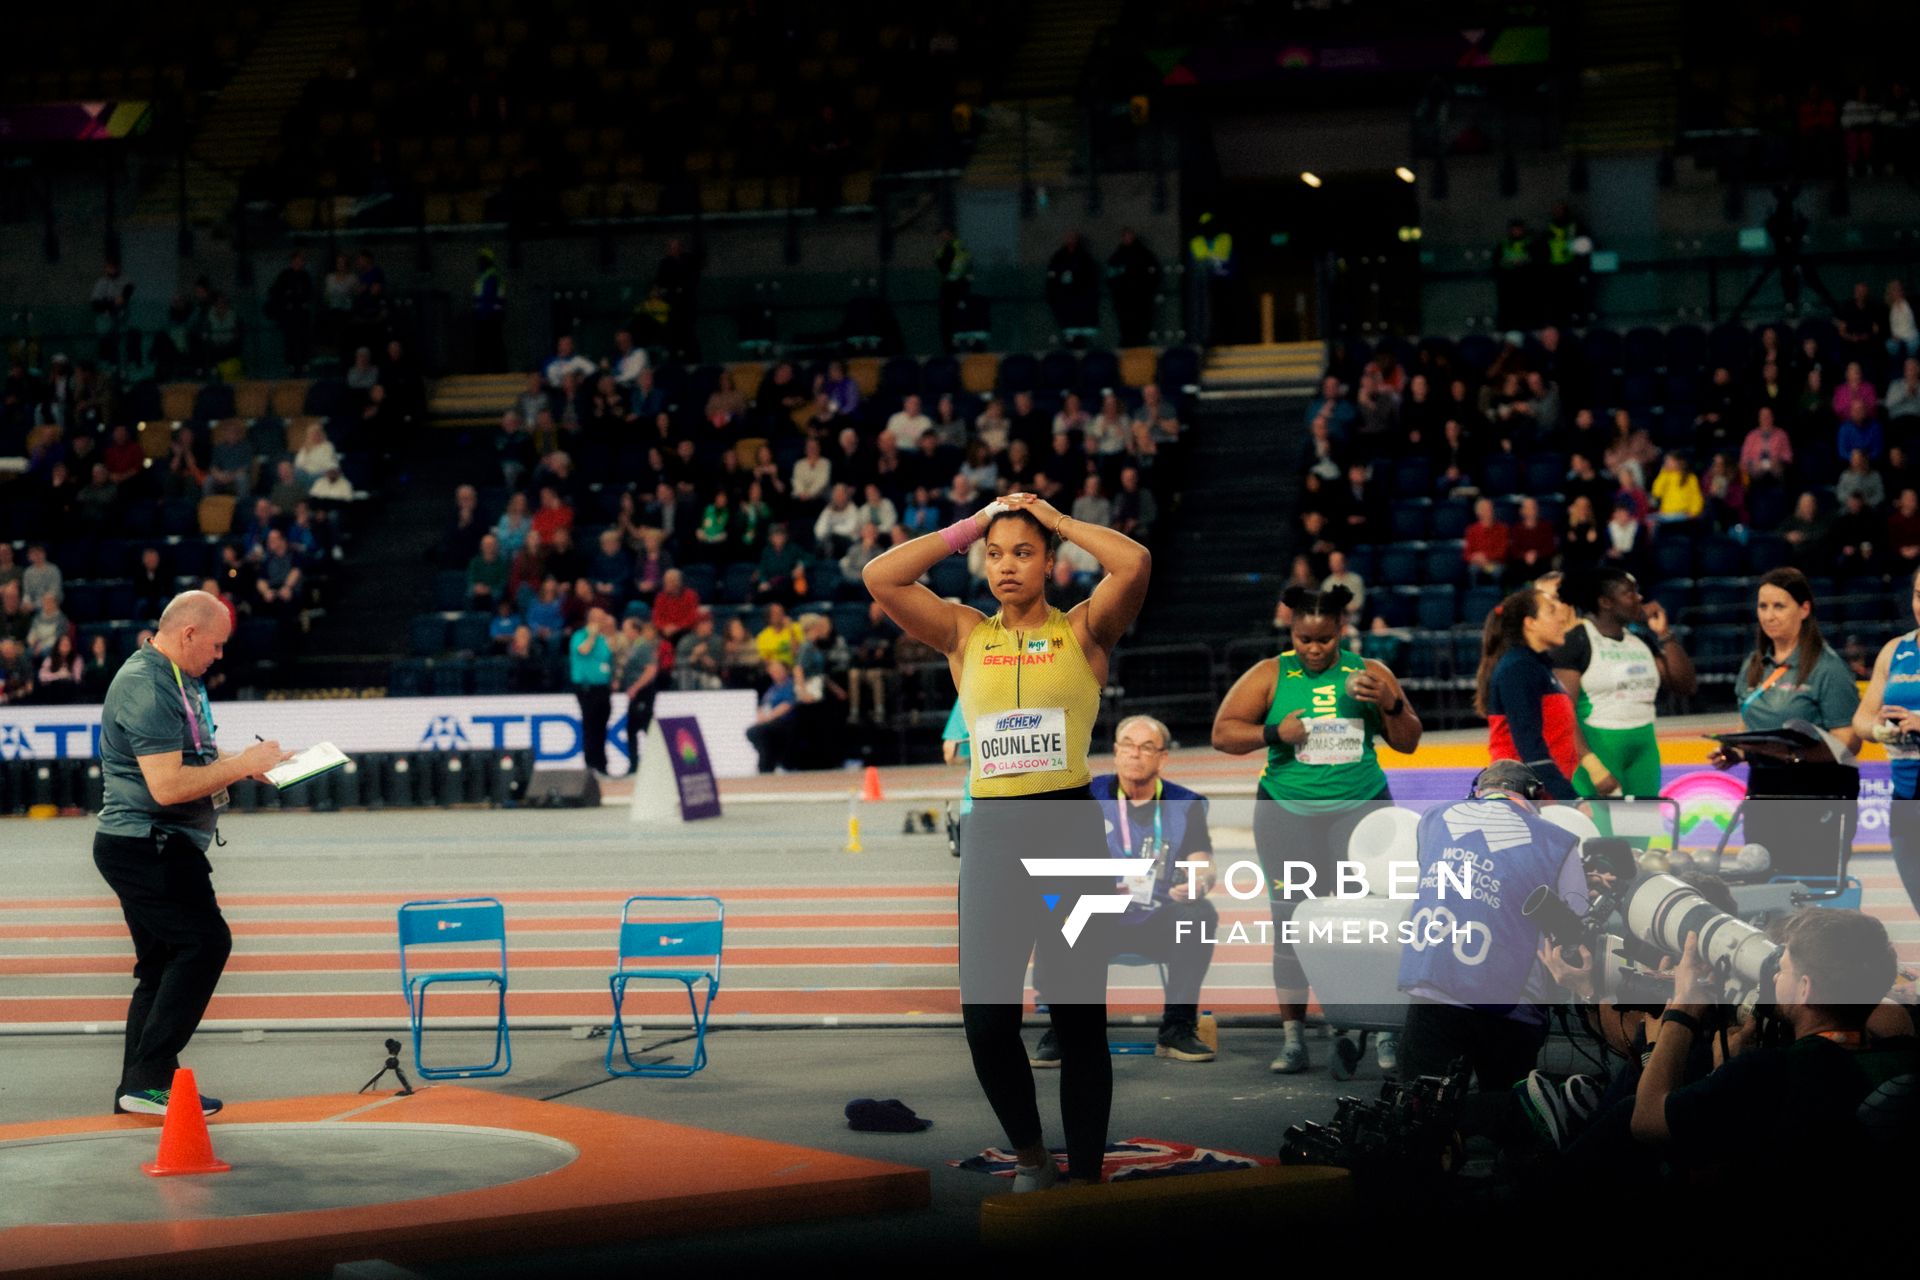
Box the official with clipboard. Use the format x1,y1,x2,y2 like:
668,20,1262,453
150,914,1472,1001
92,591,293,1117
1708,569,1861,881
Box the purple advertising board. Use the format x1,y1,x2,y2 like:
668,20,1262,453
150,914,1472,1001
656,715,722,821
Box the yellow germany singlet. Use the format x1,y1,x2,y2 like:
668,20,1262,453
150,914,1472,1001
957,607,1101,797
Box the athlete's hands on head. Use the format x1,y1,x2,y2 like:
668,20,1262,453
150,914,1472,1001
993,490,1065,534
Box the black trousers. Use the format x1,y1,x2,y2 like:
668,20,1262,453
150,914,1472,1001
1399,996,1548,1144
93,829,233,1096
575,683,612,773
1033,896,1219,1024
623,690,656,771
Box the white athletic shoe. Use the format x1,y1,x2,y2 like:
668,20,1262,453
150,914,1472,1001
1011,1157,1062,1193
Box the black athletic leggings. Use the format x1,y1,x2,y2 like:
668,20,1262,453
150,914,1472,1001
1252,789,1393,994
958,784,1111,1182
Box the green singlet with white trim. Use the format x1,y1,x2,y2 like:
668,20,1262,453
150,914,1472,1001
1259,649,1389,815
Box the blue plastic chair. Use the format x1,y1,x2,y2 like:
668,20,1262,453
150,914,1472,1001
397,897,512,1080
607,895,724,1078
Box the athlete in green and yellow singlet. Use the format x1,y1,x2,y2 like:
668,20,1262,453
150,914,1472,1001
1214,587,1423,1076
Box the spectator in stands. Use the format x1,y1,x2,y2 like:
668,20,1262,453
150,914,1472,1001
814,484,863,559
1071,474,1113,529
790,437,832,519
0,582,30,645
1837,449,1888,509
1086,393,1130,464
1795,364,1830,438
467,533,509,608
858,482,899,536
1651,453,1705,523
652,568,702,643
1702,453,1748,529
705,370,748,431
974,397,1011,454
1782,492,1833,571
1354,366,1400,447
287,501,326,566
530,485,575,545
677,612,725,691
102,425,143,486
293,424,340,486
255,529,304,621
205,422,254,502
1433,419,1481,496
755,602,805,669
1321,550,1366,627
488,597,522,650
543,527,587,589
1045,231,1101,338
80,633,113,702
1888,358,1920,427
1751,358,1790,425
1302,416,1343,482
756,361,807,429
1010,390,1048,454
1561,495,1605,577
436,484,487,569
36,633,83,704
1887,281,1920,364
544,334,595,388
506,626,548,692
1051,392,1089,443
1833,491,1882,575
884,394,932,452
1839,399,1886,463
1604,410,1659,489
525,577,566,648
130,548,169,621
1888,445,1920,500
1331,462,1377,544
1742,406,1796,486
515,371,552,434
746,660,799,772
840,522,885,582
1835,281,1886,363
871,433,907,499
263,460,302,515
1559,453,1611,519
346,346,380,395
319,252,356,352
1834,361,1879,422
264,249,314,374
1112,466,1158,542
1508,497,1559,580
633,526,673,598
215,543,255,609
1124,421,1160,491
89,259,135,366
25,593,70,659
1107,227,1161,346
609,329,649,388
1462,499,1511,586
204,294,240,367
0,545,17,596
67,462,111,529
1694,366,1741,453
1304,375,1353,437
818,360,860,417
22,545,61,607
644,481,688,550
694,489,734,562
930,394,968,450
0,637,32,703
1604,500,1648,576
1889,489,1920,576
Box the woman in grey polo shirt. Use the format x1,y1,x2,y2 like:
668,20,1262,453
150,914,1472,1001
1711,567,1862,879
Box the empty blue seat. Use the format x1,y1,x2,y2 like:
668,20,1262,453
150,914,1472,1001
472,655,510,694
606,895,724,1079
1463,585,1504,625
1040,349,1080,393
450,612,492,653
1378,587,1418,628
1523,454,1567,496
1623,326,1665,373
997,353,1039,394
1653,540,1693,583
1379,544,1423,584
721,562,756,603
1423,542,1466,587
430,657,471,696
1416,585,1457,631
1156,347,1200,391
1697,538,1743,578
928,558,970,599
681,563,718,599
1432,499,1473,539
1080,349,1120,397
922,355,961,396
1483,456,1520,495
389,657,429,697
409,613,450,657
1389,502,1432,541
1582,327,1624,374
433,570,468,612
1665,324,1707,375
398,898,511,1080
1391,458,1432,499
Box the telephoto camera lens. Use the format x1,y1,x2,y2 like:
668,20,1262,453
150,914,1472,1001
1622,873,1781,997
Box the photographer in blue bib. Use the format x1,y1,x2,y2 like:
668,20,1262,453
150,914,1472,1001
1395,760,1619,1141
1028,714,1219,1067
93,592,292,1116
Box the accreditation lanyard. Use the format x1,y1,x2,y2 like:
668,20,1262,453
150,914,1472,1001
168,659,213,756
1116,778,1163,858
1738,660,1792,715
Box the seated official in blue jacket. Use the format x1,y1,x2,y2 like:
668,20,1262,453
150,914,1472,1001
1030,714,1220,1066
1396,759,1605,1102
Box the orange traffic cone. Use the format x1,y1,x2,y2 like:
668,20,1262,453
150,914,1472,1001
860,765,884,803
141,1068,230,1177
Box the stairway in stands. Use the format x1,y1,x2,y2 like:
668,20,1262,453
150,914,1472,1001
964,0,1120,192
134,0,359,228
290,400,502,689
428,374,525,430
1564,0,1682,154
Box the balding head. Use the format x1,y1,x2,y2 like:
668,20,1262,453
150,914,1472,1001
155,591,232,677
158,591,227,636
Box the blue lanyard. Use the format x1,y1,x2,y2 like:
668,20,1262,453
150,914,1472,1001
1116,778,1163,855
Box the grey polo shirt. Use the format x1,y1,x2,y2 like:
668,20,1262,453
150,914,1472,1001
96,643,219,850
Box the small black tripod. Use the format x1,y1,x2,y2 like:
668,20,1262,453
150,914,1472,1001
359,1037,416,1096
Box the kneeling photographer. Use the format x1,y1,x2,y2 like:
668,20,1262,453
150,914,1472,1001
1561,905,1918,1206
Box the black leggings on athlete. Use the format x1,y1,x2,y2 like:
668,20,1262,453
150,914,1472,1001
958,785,1112,1182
